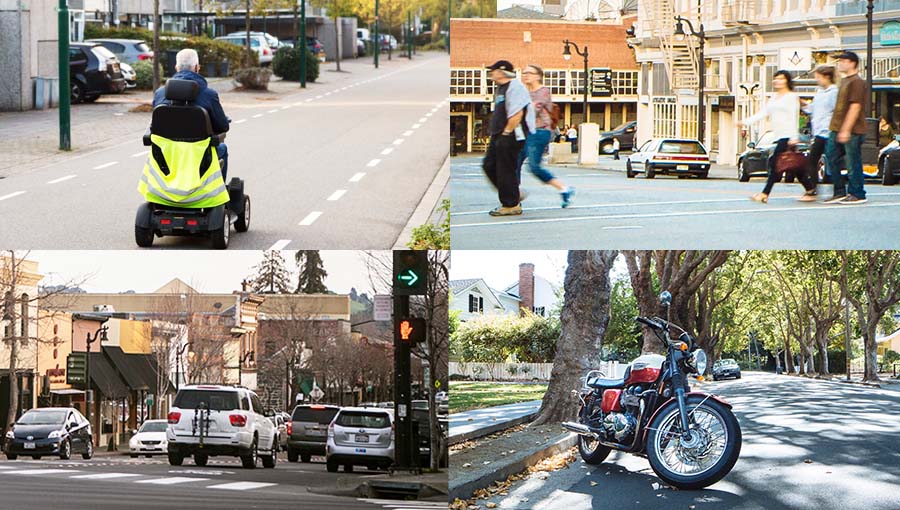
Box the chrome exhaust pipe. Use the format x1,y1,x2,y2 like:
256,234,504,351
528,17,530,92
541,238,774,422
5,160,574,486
562,421,598,438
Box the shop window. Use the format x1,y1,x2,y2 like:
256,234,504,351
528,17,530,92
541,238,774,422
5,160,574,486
613,71,638,95
450,69,482,96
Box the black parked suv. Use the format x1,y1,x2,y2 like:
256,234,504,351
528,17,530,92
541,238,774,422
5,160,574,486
69,43,126,103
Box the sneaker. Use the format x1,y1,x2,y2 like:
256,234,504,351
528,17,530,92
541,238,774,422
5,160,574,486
561,187,575,208
797,194,817,202
839,195,867,204
823,194,847,204
489,204,523,216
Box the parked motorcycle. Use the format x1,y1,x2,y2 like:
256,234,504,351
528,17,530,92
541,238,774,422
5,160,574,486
562,291,742,490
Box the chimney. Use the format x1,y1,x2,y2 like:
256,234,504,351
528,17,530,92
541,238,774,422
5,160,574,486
518,263,535,316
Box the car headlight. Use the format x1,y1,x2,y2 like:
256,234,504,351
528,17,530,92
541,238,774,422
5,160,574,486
5,429,13,439
692,349,708,375
48,430,62,439
129,437,139,448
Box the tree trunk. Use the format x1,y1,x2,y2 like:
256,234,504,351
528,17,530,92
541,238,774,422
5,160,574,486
333,17,341,71
292,4,298,40
245,0,252,66
532,251,617,426
783,341,793,374
863,320,880,382
4,252,19,437
818,341,829,375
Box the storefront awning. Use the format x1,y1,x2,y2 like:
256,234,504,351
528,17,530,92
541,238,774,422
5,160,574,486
103,346,159,395
50,389,84,395
88,352,130,400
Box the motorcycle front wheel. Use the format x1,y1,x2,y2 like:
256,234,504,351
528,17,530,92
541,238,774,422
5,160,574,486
646,394,741,490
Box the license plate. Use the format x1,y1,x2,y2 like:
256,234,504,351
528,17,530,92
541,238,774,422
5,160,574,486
24,442,35,449
354,448,367,453
356,434,369,443
677,165,689,170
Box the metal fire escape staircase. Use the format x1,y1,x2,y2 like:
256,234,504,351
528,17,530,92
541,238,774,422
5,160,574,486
644,0,701,90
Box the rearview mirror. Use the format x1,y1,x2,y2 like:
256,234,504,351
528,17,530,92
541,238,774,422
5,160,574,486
131,429,137,436
747,142,756,149
659,291,672,306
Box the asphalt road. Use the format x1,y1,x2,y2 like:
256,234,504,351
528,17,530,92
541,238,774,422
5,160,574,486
0,53,449,250
473,372,900,510
449,155,900,249
0,453,446,510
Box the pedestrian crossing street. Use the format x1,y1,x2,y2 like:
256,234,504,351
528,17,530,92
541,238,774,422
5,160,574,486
359,499,448,510
0,464,277,492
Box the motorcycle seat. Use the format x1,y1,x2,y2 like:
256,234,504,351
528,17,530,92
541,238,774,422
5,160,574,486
587,377,625,389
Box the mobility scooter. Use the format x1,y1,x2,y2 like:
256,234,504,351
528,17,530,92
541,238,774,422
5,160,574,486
135,78,250,249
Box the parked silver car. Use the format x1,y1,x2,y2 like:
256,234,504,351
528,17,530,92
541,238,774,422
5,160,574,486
326,407,394,472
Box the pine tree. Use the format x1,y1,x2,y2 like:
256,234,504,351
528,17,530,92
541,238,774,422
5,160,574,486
249,251,292,294
295,251,328,294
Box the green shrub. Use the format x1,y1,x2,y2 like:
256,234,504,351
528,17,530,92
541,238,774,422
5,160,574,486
408,199,450,249
132,59,155,89
420,40,447,51
884,349,900,365
233,67,272,90
271,46,320,83
451,312,560,363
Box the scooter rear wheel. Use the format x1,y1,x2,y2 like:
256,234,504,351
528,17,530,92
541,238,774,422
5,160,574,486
135,226,154,247
235,196,250,233
210,209,230,249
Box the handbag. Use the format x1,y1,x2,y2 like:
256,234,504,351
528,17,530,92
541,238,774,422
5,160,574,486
775,146,806,175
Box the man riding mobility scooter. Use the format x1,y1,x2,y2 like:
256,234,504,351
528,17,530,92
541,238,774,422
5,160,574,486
135,78,249,248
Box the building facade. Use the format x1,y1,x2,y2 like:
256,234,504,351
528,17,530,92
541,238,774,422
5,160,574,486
450,18,639,152
451,263,560,321
631,0,900,165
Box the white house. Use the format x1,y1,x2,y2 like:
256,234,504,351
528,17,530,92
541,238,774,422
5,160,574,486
450,263,560,322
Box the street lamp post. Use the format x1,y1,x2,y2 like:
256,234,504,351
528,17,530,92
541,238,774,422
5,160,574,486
175,341,192,391
866,0,874,114
237,350,255,387
674,16,706,144
84,325,108,441
562,40,589,126
300,0,306,88
374,0,380,69
845,298,852,381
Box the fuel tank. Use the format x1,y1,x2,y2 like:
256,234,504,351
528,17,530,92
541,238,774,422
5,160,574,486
625,353,665,384
601,389,622,413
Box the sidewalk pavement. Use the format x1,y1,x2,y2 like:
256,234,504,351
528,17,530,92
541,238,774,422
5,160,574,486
449,400,542,445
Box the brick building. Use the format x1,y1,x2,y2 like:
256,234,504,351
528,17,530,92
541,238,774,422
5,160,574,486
450,18,638,152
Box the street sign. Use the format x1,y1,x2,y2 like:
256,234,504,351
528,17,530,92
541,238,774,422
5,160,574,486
589,68,613,97
396,317,426,344
146,394,154,407
310,386,324,402
66,352,87,385
374,294,392,321
393,250,428,296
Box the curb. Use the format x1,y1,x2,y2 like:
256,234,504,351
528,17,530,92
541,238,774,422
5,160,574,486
449,409,539,446
393,152,450,249
448,432,577,503
307,478,448,501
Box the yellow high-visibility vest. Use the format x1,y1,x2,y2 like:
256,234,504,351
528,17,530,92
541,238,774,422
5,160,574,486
138,134,229,209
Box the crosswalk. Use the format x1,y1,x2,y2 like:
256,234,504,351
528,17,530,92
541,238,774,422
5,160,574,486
361,499,448,509
0,464,275,492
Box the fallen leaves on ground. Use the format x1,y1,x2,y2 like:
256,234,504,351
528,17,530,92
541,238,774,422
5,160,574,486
450,424,529,453
463,447,578,508
129,103,153,113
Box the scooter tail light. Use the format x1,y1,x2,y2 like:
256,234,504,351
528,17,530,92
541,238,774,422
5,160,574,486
167,411,181,424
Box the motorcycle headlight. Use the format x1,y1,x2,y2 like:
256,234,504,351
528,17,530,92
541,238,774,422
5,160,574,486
692,349,708,375
5,429,14,439
48,430,62,439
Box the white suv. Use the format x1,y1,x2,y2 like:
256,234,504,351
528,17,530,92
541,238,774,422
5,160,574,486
326,407,394,472
166,384,278,469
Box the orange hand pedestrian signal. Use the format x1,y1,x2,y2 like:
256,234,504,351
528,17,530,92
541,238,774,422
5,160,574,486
395,317,425,344
400,320,413,341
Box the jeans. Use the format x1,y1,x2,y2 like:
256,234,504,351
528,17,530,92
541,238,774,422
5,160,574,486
516,129,556,184
569,138,578,153
825,131,866,198
762,138,790,195
216,143,229,182
483,134,525,207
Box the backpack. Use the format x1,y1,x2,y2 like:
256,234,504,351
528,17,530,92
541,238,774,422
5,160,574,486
549,103,561,130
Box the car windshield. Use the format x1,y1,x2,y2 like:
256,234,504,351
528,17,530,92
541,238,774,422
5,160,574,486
18,410,67,425
140,421,168,433
716,359,738,366
292,406,339,424
612,122,632,131
659,141,705,154
174,390,240,411
336,411,390,429
92,46,117,60
134,42,151,53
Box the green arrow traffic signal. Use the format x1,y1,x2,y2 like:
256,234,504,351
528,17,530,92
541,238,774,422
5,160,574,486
398,269,419,286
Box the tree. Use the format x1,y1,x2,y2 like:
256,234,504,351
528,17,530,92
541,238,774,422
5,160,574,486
309,0,359,71
295,251,329,294
248,251,293,294
838,251,900,383
533,250,617,426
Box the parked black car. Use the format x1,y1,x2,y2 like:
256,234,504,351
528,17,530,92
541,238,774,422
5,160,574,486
879,139,900,185
737,131,812,182
69,43,126,103
4,407,94,460
712,358,742,381
599,121,637,154
412,402,448,468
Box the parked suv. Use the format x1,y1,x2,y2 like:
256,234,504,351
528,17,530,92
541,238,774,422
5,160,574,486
326,407,394,472
69,43,126,103
166,384,278,469
84,38,154,63
287,404,340,463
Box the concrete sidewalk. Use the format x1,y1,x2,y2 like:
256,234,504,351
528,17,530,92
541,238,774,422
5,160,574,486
449,400,542,445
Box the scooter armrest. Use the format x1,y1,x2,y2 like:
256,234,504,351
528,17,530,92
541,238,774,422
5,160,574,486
142,128,152,146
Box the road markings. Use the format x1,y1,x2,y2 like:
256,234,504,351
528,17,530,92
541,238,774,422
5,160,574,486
392,138,405,145
412,123,421,129
2,469,81,475
207,481,277,491
327,189,347,201
93,161,117,170
425,112,433,117
349,172,366,182
47,174,77,184
316,95,323,99
268,109,278,113
269,239,291,250
403,130,413,136
367,159,382,167
418,117,427,123
281,105,292,110
233,119,247,124
69,472,141,480
381,147,394,155
252,113,264,118
602,225,644,230
114,113,124,116
361,499,449,509
305,98,314,102
298,211,323,226
135,476,210,485
131,150,149,158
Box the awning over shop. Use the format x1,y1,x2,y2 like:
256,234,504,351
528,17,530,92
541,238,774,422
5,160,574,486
103,346,159,395
88,352,130,400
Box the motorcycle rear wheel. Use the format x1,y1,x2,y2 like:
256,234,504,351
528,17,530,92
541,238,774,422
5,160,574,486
646,395,741,490
578,434,612,464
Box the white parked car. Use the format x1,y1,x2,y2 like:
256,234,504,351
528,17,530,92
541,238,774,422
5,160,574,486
215,34,274,65
120,61,136,89
626,138,711,179
129,419,168,457
326,407,394,472
166,384,278,469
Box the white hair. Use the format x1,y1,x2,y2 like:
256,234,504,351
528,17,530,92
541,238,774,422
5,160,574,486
175,49,200,72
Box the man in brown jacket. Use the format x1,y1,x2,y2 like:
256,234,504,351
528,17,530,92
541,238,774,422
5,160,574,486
823,51,868,204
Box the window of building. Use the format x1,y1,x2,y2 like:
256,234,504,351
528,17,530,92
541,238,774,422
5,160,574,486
544,70,567,96
450,69,482,96
613,70,638,95
571,70,586,96
653,99,678,138
468,294,484,313
533,306,546,316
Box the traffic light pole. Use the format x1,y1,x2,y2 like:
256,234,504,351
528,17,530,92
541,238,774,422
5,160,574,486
58,0,71,150
374,0,379,69
393,294,415,472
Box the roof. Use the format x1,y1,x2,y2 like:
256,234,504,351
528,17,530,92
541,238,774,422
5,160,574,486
450,279,481,294
497,5,562,19
154,278,200,295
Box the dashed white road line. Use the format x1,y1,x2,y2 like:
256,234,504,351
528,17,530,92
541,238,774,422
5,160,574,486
602,225,645,230
252,113,264,118
367,159,382,167
327,189,347,201
131,150,149,158
349,172,366,182
403,130,413,136
298,211,323,226
93,161,118,170
392,138,405,145
114,113,124,116
305,98,314,102
47,174,77,184
425,112,433,117
267,109,278,113
233,119,247,124
269,239,291,250
0,191,26,202
418,117,427,123
135,476,209,485
69,472,141,480
381,148,394,155
316,95,323,99
281,105,292,110
207,481,277,491
412,123,421,129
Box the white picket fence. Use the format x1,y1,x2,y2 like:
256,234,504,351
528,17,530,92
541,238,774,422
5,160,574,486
450,361,627,382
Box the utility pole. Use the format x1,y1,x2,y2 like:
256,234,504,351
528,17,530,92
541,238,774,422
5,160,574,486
374,0,379,69
58,0,71,150
866,0,874,116
845,299,852,381
300,0,306,87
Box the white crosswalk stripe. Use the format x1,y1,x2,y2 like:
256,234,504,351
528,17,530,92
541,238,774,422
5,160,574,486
206,481,277,491
360,499,447,509
135,476,210,485
69,472,141,480
2,469,81,475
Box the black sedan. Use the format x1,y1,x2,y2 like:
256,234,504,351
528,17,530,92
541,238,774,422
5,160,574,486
69,43,126,103
737,131,812,182
4,407,94,460
879,139,900,185
712,359,742,381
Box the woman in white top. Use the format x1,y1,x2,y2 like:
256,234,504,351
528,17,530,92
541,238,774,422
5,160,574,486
740,70,800,203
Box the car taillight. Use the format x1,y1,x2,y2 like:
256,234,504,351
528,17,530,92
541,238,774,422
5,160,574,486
286,422,292,435
263,48,270,55
138,53,152,61
167,412,181,424
328,423,334,437
230,414,247,427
